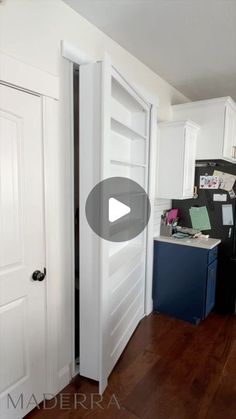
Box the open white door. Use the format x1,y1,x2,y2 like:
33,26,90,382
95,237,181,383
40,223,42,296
79,57,151,393
0,85,46,418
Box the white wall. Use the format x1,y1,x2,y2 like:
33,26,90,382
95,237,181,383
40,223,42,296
0,0,189,119
0,0,188,389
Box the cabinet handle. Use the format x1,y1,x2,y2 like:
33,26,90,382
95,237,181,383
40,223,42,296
232,146,236,159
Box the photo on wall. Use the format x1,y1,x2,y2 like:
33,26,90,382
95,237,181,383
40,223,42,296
199,175,219,189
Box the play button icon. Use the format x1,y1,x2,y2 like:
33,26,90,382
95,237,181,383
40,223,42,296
109,198,131,222
85,177,151,242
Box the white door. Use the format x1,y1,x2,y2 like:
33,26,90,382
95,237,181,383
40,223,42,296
80,57,151,393
0,85,46,419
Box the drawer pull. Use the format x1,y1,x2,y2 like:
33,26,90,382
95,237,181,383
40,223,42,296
232,146,236,159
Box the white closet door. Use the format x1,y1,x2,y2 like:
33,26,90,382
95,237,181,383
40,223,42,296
80,57,151,393
0,85,46,418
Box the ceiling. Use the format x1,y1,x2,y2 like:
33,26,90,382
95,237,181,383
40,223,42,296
63,0,236,102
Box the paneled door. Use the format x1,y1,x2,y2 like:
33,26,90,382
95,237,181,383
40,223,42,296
0,85,46,419
80,57,151,393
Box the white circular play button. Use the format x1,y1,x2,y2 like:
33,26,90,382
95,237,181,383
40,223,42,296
85,177,151,242
108,197,131,222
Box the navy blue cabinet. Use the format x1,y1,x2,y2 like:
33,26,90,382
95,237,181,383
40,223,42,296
153,240,218,324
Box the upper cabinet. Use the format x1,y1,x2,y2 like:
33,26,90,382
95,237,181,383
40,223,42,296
172,97,236,162
156,120,200,200
223,103,236,161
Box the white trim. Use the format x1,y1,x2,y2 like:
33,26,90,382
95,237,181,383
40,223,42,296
61,40,94,65
172,96,236,112
159,120,200,130
0,51,59,99
63,59,75,378
42,96,60,395
145,105,157,315
99,55,111,394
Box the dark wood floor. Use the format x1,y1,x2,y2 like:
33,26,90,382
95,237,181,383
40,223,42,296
26,313,236,419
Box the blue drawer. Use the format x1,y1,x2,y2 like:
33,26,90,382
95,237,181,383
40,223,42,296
208,246,218,265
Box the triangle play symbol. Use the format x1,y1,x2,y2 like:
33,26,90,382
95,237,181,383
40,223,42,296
109,197,131,223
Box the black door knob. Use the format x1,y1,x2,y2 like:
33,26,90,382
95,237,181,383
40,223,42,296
32,270,46,281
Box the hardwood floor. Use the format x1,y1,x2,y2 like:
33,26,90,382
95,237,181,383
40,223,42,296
26,313,236,419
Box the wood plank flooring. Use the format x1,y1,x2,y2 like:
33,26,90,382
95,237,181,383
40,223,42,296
26,313,236,419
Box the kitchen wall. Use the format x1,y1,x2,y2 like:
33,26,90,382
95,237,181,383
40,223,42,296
0,0,189,383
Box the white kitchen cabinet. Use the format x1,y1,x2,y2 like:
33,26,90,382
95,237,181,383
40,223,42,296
156,120,200,199
172,96,236,162
223,103,236,161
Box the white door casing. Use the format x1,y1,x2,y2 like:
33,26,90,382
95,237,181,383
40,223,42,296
0,84,46,419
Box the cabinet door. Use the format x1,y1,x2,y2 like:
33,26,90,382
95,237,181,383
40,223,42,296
153,242,207,324
157,121,198,199
223,104,236,161
205,259,217,318
182,125,197,198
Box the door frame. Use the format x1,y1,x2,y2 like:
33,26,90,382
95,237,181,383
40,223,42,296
61,41,158,380
0,52,62,396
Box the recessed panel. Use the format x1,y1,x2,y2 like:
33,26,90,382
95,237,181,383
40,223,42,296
0,297,27,394
0,113,23,270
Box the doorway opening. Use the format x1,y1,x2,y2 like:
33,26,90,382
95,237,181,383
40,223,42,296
73,64,80,374
66,53,155,392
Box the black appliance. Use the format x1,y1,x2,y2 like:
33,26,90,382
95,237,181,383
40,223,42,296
173,160,236,314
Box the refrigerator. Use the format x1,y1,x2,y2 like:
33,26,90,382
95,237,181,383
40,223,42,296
173,160,236,314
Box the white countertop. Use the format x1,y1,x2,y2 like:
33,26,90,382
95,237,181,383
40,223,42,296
154,235,221,250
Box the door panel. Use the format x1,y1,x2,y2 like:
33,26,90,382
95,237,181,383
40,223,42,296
0,297,27,394
0,85,46,419
0,112,23,270
80,58,150,393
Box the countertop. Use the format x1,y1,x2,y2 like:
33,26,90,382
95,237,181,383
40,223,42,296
154,235,221,250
